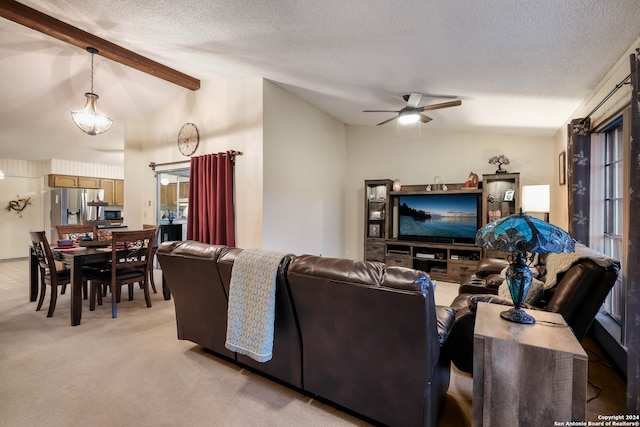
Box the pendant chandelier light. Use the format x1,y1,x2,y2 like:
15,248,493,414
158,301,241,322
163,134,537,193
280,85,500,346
70,47,113,135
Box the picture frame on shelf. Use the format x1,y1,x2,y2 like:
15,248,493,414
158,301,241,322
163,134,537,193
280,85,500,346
369,224,381,238
559,151,566,185
503,189,515,201
369,210,382,220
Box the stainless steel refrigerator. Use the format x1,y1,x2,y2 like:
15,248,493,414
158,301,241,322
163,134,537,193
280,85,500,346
50,188,103,238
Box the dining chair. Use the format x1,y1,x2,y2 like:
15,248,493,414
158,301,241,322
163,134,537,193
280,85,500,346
142,224,160,293
29,231,72,317
86,228,157,318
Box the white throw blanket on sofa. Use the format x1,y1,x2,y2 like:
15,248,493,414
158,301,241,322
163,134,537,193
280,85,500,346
543,243,619,290
225,249,291,362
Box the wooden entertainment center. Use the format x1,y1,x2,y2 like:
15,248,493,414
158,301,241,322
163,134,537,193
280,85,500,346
364,174,520,282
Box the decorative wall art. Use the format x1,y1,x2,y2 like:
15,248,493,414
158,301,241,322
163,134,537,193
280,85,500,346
6,196,31,217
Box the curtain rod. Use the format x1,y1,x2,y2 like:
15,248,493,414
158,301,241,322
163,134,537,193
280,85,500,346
580,74,631,124
148,150,243,171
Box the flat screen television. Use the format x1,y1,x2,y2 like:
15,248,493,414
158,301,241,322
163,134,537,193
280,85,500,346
397,193,481,244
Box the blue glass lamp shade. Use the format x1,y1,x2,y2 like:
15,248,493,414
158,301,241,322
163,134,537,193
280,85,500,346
476,211,575,324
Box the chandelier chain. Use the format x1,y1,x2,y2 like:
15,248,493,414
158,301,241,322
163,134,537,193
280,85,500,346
90,50,94,94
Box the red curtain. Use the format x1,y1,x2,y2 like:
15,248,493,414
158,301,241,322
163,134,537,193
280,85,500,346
186,152,236,246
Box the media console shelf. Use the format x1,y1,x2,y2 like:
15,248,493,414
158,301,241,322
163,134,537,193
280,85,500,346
362,179,486,281
362,178,521,281
384,241,481,282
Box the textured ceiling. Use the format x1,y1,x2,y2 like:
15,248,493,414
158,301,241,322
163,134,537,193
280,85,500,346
1,0,640,166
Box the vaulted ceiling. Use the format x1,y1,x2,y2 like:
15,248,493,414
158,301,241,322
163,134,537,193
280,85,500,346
2,0,640,166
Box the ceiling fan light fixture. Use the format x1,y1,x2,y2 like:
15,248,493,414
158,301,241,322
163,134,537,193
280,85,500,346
398,111,420,124
70,47,112,136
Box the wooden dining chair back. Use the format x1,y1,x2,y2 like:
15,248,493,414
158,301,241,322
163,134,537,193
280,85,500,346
56,224,98,242
142,224,160,293
29,231,72,317
87,228,157,318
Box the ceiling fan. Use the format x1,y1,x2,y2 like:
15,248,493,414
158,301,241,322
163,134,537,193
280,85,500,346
363,93,462,126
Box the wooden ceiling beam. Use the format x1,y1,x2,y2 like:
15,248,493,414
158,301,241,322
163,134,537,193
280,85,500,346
0,1,200,90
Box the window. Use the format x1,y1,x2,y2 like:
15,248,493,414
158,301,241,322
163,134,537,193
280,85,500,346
601,120,624,325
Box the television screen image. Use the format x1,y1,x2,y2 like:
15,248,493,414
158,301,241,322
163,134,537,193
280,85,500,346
398,193,481,244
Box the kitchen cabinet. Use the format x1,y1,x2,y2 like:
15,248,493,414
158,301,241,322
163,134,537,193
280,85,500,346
161,183,178,207
99,179,124,205
49,174,78,188
77,177,100,188
48,174,105,190
115,180,124,205
100,179,115,204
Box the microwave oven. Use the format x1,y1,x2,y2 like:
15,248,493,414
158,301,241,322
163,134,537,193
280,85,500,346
104,210,122,220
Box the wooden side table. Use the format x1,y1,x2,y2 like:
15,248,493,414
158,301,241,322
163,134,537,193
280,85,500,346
473,302,588,427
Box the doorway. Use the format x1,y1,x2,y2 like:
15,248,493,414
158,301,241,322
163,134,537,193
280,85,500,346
156,168,189,240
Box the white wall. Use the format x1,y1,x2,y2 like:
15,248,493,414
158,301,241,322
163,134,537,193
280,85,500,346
0,159,47,259
49,159,123,180
124,77,265,249
344,126,554,260
124,78,347,256
263,81,347,256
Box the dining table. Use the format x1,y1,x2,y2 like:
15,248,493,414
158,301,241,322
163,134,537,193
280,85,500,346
29,244,171,326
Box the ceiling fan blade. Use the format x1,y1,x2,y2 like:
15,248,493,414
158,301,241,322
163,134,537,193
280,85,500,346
406,92,423,108
376,116,399,126
363,109,401,113
419,100,462,112
420,114,432,123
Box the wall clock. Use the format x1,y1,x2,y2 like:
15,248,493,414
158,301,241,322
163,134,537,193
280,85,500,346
177,122,199,156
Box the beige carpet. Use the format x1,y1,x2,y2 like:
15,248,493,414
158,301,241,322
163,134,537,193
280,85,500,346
0,259,625,426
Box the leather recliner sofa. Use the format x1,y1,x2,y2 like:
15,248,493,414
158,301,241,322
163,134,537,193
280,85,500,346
156,241,301,387
157,241,456,427
445,253,620,374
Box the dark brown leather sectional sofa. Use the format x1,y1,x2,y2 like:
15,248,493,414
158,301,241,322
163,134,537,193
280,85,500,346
157,241,456,427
